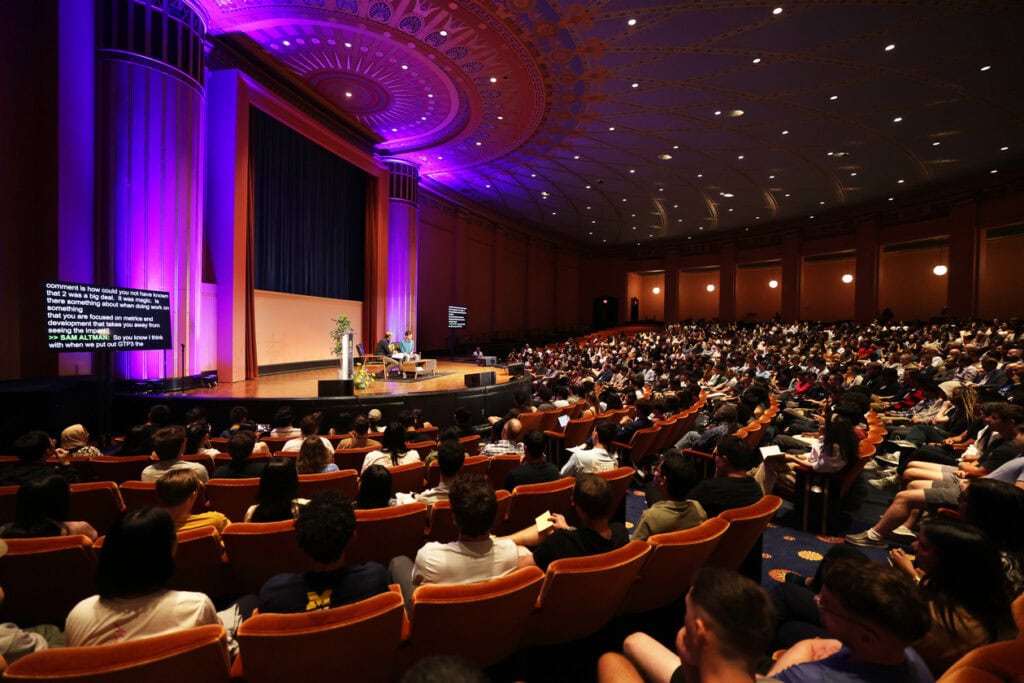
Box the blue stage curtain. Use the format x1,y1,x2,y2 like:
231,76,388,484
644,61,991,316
249,106,366,301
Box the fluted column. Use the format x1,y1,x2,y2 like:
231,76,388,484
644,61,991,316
382,159,419,340
94,0,206,381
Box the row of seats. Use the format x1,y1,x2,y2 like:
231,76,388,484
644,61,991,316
0,466,637,625
1,494,784,682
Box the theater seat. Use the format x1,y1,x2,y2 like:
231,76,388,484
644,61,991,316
221,519,309,594
3,624,230,683
707,495,782,580
345,502,427,567
499,477,574,536
0,535,96,627
233,590,405,683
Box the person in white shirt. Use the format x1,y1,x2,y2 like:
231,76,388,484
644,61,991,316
561,421,619,477
65,507,219,645
282,414,333,454
141,426,210,484
361,423,422,474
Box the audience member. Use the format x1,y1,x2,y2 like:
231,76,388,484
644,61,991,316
60,424,101,459
410,440,464,508
0,474,97,540
481,417,524,456
115,424,153,456
283,414,333,453
0,431,78,487
141,426,210,483
561,421,619,477
686,436,763,518
361,423,422,473
337,415,381,450
295,435,339,475
212,431,266,479
632,450,705,541
244,458,308,523
258,492,389,612
355,464,392,510
504,429,560,490
154,469,229,533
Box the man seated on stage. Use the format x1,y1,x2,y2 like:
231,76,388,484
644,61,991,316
374,331,394,357
397,330,420,363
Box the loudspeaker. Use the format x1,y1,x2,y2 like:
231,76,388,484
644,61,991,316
506,363,525,378
318,379,354,397
464,371,496,388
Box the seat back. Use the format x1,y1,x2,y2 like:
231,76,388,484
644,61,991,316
707,495,782,573
500,477,574,535
236,591,405,683
204,478,260,522
345,502,428,567
937,639,1024,683
334,446,376,472
620,517,730,614
296,469,358,500
424,491,509,544
406,566,544,670
410,426,439,443
458,434,482,455
486,455,522,489
743,423,765,450
69,481,125,535
170,526,229,596
387,461,426,496
259,437,291,453
539,407,570,433
3,624,230,683
516,411,545,431
617,426,662,466
559,415,596,450
182,454,216,479
425,455,488,489
222,519,310,594
88,455,152,484
594,466,634,520
526,541,652,646
0,535,96,626
118,480,211,513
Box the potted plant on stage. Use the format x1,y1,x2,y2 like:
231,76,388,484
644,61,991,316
329,315,355,382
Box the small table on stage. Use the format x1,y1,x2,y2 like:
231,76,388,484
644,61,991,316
400,358,436,378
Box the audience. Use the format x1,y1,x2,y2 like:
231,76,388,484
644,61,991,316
504,429,561,490
60,424,101,459
295,435,339,475
155,469,229,533
631,449,705,541
361,422,422,473
0,474,97,541
141,426,210,483
354,464,392,509
0,431,78,486
686,436,763,518
212,431,266,479
561,421,619,477
244,458,308,523
337,415,381,450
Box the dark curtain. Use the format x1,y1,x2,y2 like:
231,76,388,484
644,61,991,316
249,106,366,301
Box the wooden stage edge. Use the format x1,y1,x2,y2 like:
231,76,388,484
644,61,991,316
177,360,514,400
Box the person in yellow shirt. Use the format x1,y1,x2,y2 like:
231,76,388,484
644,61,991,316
155,469,229,533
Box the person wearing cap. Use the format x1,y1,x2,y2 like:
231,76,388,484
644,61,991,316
366,408,384,432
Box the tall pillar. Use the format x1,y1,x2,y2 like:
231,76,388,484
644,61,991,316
946,201,978,319
781,232,801,321
718,243,737,322
382,160,419,340
854,219,880,322
664,253,680,323
94,0,206,381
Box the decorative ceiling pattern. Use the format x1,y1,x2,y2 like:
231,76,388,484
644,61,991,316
200,0,1024,245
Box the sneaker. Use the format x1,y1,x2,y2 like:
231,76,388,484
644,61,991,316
845,530,889,548
868,473,899,490
891,525,917,539
864,460,881,472
876,466,898,477
875,452,901,466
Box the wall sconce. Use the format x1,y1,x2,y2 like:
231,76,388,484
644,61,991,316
706,284,716,292
768,279,779,289
652,287,661,295
841,273,854,283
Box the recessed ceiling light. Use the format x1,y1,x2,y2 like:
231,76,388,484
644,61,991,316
344,41,352,48
496,115,504,120
980,65,991,71
885,44,895,51
345,91,353,98
627,18,637,26
752,58,761,64
898,179,905,184
475,141,482,146
631,82,639,88
552,212,557,215
672,145,679,149
932,141,940,146
769,175,775,179
658,154,672,160
785,193,790,197
737,155,744,160
773,7,783,15
991,169,999,174
485,184,490,188
589,231,593,235
893,116,903,123
585,184,590,188
829,95,838,101
421,116,427,120
850,172,857,176
888,197,894,201
697,173,703,178
782,130,789,135
622,198,627,202
819,201,825,205
608,126,615,131
282,40,291,46
531,173,536,178
391,127,397,132
714,110,722,116
721,192,734,198
541,191,548,196
1001,146,1009,151
573,155,580,159
401,64,409,70
629,169,635,174
427,94,434,98
727,109,745,117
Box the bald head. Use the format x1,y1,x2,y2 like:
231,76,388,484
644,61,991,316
502,418,523,442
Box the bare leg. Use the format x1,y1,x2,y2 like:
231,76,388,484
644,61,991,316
597,652,645,683
622,632,682,683
872,489,927,536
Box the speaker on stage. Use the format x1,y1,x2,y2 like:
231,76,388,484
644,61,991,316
318,379,354,397
464,371,496,388
506,363,525,378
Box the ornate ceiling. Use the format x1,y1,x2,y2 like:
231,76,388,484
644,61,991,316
199,0,1024,246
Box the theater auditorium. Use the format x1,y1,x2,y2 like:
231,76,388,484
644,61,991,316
1,0,1023,680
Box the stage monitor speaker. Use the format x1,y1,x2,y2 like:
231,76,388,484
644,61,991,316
318,379,354,397
506,363,525,378
464,371,496,388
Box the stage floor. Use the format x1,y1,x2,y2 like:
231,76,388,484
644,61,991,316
181,360,512,399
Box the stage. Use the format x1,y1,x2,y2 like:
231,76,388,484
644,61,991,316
182,360,514,399
110,360,527,435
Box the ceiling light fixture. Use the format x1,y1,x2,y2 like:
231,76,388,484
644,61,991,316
608,126,615,131
885,44,896,51
658,154,672,160
893,116,903,122
707,284,716,292
933,265,948,276
782,130,789,135
773,7,783,15
768,280,779,289
631,82,639,88
752,58,761,64
344,42,352,48
829,95,838,101
652,287,661,295
627,18,637,26
842,273,854,283
980,65,991,71
345,91,353,98
714,110,722,116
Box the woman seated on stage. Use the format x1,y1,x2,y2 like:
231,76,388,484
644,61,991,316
361,423,422,474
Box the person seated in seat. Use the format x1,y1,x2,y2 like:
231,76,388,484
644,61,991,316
375,331,394,357
212,431,267,479
408,440,464,509
361,423,422,474
481,418,524,456
607,567,777,683
0,431,78,487
258,492,389,613
504,429,560,490
65,507,220,645
60,424,101,459
0,474,97,541
269,406,302,439
631,449,705,541
390,475,520,604
282,413,333,454
244,458,309,522
766,559,933,683
155,469,229,533
337,415,381,450
503,473,628,571
295,435,339,475
354,465,392,510
686,436,763,518
561,421,619,477
141,426,210,484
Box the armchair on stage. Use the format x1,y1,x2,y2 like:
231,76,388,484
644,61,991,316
356,353,436,379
